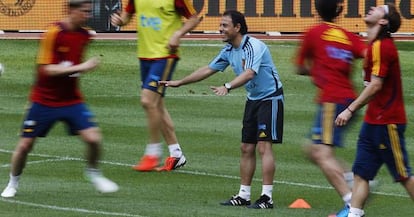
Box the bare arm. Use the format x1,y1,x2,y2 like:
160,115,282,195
211,68,255,96
159,65,216,87
42,57,99,77
335,75,383,126
168,15,203,53
111,11,133,27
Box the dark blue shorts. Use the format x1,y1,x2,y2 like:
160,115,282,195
353,122,412,182
311,101,354,147
242,92,284,144
21,102,97,137
140,58,178,96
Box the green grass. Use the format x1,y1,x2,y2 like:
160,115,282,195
0,39,414,217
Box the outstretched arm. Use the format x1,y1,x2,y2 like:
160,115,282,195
159,65,216,87
42,57,100,77
210,68,255,96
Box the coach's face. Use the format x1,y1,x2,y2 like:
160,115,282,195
219,15,241,44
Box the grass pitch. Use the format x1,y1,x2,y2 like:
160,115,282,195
0,39,414,217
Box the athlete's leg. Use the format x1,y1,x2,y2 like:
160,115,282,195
240,143,256,186
79,126,118,193
401,177,414,200
141,89,163,144
350,175,369,208
305,143,352,201
159,99,178,145
0,137,35,197
78,127,102,168
257,141,275,186
306,102,352,204
10,137,36,176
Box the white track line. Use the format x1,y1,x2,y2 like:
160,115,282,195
0,148,409,200
0,148,408,216
0,198,146,217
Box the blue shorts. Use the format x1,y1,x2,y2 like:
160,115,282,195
242,90,284,144
140,58,178,96
353,122,412,182
21,102,97,137
311,102,354,147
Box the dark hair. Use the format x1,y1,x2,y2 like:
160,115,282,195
315,0,343,22
223,10,248,35
69,0,92,8
384,3,401,33
377,3,401,39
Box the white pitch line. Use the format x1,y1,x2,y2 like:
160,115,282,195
0,148,409,199
0,198,146,217
1,158,73,168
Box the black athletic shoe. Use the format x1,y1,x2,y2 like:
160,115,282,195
247,194,274,209
220,195,251,206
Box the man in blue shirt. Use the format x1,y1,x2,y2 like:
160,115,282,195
159,10,284,209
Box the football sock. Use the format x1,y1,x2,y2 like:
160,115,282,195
349,207,364,217
344,172,354,188
342,192,352,205
85,168,102,179
8,173,20,188
168,143,182,158
144,143,162,157
261,185,273,198
238,185,251,200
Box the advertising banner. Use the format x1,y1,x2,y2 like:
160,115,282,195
0,0,413,33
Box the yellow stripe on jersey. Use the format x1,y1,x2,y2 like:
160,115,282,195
322,102,335,145
157,58,175,94
321,28,351,45
37,25,60,65
182,0,196,15
387,124,408,177
371,40,381,76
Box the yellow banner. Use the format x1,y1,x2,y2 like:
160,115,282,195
0,0,413,33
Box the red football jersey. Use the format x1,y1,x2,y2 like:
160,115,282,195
30,22,91,107
363,38,406,124
296,22,366,104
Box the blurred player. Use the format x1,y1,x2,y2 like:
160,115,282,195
294,0,367,213
335,3,414,217
1,0,118,198
111,0,202,171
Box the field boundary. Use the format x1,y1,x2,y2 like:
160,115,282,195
1,31,413,41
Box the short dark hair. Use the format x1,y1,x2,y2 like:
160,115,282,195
315,0,343,22
384,3,401,33
223,10,248,35
69,0,92,8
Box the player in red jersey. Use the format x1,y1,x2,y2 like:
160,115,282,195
335,3,414,217
1,0,118,198
295,0,367,211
